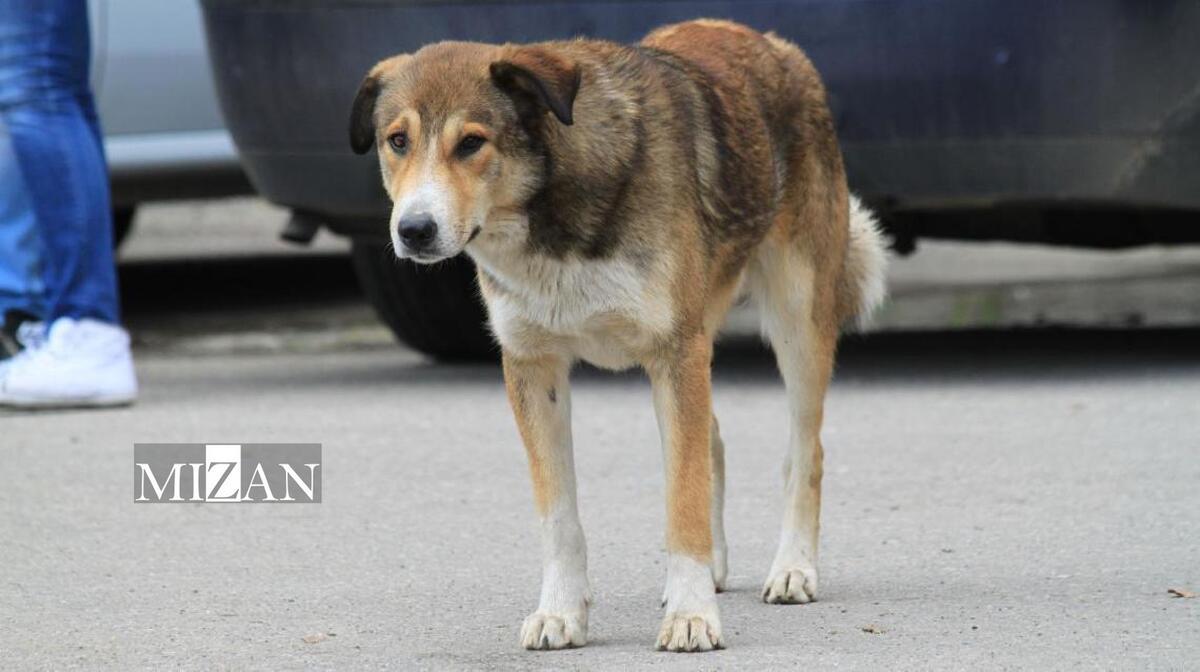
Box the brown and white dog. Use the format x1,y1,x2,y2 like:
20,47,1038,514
349,19,887,652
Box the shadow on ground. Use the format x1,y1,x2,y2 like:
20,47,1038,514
718,329,1200,385
119,253,360,314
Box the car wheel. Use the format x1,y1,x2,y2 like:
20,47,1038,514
113,206,136,249
350,241,496,361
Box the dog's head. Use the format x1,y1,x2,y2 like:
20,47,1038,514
349,42,581,262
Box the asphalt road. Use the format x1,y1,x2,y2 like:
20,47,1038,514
1,200,1199,670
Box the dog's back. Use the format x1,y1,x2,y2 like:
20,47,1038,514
640,19,883,326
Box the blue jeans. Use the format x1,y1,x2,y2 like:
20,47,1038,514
0,0,119,325
0,117,45,318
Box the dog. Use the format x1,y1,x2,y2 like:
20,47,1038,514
349,18,887,652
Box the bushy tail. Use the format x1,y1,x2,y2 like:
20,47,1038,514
839,195,889,330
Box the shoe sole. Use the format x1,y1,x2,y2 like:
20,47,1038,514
0,393,136,410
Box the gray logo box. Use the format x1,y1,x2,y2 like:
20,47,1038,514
134,444,322,503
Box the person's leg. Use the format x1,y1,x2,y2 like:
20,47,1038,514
0,0,134,407
0,0,120,325
0,117,46,321
0,117,47,359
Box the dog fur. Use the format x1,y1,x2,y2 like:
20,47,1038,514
349,18,888,652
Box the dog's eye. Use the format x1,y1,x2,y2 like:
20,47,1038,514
387,132,409,154
456,134,487,158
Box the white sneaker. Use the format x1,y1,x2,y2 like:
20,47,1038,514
0,317,138,408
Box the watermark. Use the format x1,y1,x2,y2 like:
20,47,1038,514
134,444,321,503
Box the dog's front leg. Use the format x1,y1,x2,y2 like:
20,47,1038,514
648,336,724,651
504,352,590,650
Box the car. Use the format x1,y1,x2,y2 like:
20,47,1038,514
199,0,1200,359
93,0,249,245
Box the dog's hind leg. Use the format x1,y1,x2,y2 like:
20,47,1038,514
749,241,840,605
504,353,590,649
710,414,728,592
649,336,724,651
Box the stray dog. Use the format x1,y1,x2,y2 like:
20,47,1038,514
349,19,887,652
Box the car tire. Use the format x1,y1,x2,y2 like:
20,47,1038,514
350,241,496,361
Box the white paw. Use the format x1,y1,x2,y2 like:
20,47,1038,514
658,554,723,652
762,562,818,604
656,613,724,652
520,610,587,650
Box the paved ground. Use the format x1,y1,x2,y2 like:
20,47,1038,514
2,199,1199,670
4,333,1199,670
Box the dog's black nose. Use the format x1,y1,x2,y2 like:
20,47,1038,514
398,216,437,250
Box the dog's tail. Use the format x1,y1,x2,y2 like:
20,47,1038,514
838,195,889,330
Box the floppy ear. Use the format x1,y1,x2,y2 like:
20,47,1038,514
349,73,381,154
350,55,413,153
489,46,581,126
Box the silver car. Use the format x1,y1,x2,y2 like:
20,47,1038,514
92,0,248,242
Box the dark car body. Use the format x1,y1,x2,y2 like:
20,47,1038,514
202,0,1200,248
199,0,1200,359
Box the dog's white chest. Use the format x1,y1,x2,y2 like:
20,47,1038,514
472,249,673,368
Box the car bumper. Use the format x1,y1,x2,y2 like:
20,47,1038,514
106,130,250,205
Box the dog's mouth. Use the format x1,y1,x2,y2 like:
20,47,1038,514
399,226,481,264
406,252,445,264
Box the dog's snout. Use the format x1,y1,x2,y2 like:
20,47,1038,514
398,215,437,250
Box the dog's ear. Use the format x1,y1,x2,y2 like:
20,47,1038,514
349,55,411,154
490,46,581,126
348,72,381,154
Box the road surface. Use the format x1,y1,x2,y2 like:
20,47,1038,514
1,200,1197,669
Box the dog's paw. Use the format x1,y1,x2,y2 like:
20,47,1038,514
761,563,818,604
658,554,723,651
656,613,724,652
520,610,587,650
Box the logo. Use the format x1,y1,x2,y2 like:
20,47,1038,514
134,444,322,503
